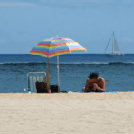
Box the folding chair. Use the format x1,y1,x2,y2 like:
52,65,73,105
27,72,46,92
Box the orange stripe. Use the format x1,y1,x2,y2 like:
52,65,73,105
49,50,70,57
37,42,67,47
30,50,48,56
30,49,70,57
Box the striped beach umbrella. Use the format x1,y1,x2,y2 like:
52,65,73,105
30,37,87,92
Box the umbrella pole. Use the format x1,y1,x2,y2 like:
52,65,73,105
57,55,60,92
47,57,49,89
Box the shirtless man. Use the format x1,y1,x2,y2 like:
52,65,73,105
83,73,105,92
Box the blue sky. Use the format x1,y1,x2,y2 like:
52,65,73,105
0,0,134,54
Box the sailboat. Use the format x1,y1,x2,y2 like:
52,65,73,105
105,32,124,57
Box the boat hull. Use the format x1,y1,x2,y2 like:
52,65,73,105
105,54,125,57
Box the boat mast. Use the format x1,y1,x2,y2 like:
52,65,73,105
112,31,114,54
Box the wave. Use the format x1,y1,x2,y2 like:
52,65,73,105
108,62,134,65
62,62,134,65
0,61,134,65
0,62,47,65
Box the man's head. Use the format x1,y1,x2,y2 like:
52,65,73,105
89,72,99,79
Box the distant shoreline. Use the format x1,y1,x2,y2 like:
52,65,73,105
0,53,133,55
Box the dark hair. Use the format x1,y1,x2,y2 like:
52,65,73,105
89,72,99,79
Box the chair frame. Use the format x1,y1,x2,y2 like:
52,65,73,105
27,72,46,92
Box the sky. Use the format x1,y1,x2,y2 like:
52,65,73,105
0,0,134,54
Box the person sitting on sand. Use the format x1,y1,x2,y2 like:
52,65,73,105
82,72,105,92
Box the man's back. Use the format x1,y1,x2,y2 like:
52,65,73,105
85,77,105,92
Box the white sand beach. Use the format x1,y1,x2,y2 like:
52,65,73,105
0,92,134,134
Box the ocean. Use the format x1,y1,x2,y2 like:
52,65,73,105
0,54,134,93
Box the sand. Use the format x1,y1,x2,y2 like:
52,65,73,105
0,92,134,134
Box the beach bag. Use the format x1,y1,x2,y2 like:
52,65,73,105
50,85,60,93
35,82,49,93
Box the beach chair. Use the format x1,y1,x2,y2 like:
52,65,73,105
27,72,46,92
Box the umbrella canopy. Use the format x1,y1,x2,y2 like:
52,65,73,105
30,37,86,57
30,37,87,92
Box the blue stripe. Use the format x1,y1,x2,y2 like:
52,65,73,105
67,44,82,47
32,46,70,53
38,41,51,44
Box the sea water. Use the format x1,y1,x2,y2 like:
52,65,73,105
0,54,134,93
